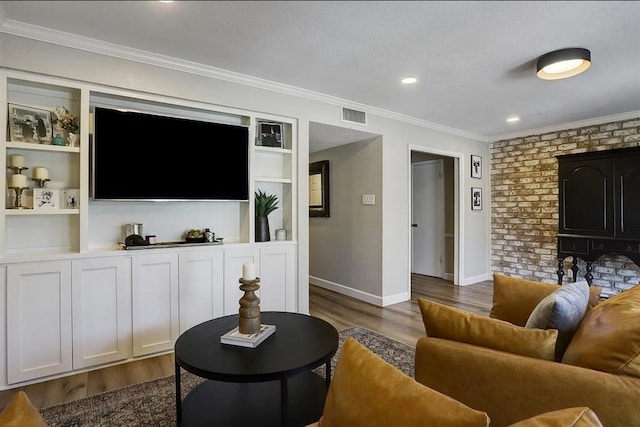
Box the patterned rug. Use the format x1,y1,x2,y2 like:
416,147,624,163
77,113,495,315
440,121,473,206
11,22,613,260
40,326,415,426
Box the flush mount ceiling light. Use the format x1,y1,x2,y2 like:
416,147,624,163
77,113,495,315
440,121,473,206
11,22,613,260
401,77,417,85
536,48,591,80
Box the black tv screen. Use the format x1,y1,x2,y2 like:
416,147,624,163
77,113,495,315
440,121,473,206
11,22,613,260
92,107,249,201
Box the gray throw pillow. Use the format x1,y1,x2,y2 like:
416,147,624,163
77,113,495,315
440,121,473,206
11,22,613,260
525,280,590,361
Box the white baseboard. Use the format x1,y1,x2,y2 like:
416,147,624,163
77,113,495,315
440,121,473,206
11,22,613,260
442,272,454,281
309,276,410,307
459,272,491,286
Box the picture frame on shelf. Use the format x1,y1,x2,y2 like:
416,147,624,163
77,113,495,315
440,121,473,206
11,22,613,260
8,103,53,144
33,188,59,210
471,154,482,178
471,187,482,211
61,189,79,209
256,121,283,148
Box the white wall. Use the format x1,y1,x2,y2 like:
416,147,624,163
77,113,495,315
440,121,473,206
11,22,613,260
309,137,383,303
0,33,491,309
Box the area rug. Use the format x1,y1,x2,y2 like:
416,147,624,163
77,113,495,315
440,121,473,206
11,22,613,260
40,326,415,427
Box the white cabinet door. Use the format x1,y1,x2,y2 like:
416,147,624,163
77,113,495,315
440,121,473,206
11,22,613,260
7,261,72,384
132,253,179,357
259,244,296,311
223,247,259,315
178,250,224,334
72,257,132,369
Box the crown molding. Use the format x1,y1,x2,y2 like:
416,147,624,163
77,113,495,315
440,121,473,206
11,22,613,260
490,109,640,142
0,19,488,143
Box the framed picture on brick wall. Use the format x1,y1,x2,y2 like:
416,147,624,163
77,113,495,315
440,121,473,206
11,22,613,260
471,187,482,211
471,155,482,178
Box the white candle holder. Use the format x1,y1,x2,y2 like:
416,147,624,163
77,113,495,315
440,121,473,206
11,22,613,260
8,166,28,175
8,186,28,209
31,178,50,188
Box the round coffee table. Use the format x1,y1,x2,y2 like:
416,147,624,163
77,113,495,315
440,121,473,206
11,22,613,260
174,311,339,427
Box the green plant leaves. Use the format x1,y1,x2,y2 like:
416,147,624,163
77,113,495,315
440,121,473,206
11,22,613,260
255,190,279,217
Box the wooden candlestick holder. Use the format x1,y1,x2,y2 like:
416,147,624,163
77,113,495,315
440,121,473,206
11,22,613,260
238,277,261,334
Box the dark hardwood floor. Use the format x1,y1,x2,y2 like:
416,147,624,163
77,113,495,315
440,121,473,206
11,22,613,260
0,274,493,409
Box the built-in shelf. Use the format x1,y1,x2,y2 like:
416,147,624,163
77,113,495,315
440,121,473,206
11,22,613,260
255,146,292,155
6,209,79,216
7,141,80,154
255,177,292,184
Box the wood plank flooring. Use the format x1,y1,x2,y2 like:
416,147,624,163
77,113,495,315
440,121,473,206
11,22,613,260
0,274,493,410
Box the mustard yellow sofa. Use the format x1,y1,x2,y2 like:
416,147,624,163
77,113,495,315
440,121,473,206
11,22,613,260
415,274,640,427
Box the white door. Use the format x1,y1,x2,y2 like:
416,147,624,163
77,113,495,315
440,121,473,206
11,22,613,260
132,253,179,357
7,261,73,384
412,160,444,277
72,257,132,369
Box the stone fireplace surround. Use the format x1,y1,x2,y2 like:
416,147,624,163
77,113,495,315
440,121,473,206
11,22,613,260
491,116,640,298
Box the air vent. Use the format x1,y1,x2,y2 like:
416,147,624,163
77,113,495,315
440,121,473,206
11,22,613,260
342,107,367,125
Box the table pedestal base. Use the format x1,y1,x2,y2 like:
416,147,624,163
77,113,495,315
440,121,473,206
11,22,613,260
181,372,327,427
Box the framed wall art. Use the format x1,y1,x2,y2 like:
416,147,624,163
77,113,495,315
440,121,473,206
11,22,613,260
8,103,53,144
471,187,482,211
471,154,482,178
33,188,59,210
256,121,283,148
62,189,80,209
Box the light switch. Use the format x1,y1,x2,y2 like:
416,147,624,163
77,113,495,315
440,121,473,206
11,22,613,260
362,194,375,205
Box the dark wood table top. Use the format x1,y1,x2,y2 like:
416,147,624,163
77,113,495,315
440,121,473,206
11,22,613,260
174,311,339,383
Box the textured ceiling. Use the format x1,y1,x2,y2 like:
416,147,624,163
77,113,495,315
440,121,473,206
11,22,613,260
1,1,640,146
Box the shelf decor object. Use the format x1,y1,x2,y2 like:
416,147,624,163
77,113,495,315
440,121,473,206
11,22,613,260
255,190,278,242
8,186,28,210
51,106,79,147
32,167,50,188
239,262,260,334
8,104,53,144
256,121,283,148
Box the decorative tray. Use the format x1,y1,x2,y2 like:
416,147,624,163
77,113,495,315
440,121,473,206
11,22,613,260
120,239,224,250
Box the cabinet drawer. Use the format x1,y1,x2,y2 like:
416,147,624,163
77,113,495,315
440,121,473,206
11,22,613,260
590,240,616,251
614,241,640,253
559,237,589,254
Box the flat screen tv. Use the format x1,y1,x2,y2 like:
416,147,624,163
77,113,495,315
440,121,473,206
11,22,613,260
92,107,249,201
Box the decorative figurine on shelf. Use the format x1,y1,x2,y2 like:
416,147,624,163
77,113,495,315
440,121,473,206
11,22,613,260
52,133,66,146
51,106,79,147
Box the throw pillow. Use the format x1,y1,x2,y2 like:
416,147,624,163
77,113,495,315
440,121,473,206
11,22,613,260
491,274,601,326
562,284,640,378
525,280,590,361
508,407,603,427
0,391,48,427
317,337,490,427
418,298,558,360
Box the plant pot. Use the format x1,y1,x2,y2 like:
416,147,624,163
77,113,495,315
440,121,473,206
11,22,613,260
255,216,270,242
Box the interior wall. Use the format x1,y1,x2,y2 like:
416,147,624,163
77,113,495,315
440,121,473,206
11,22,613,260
309,137,383,301
0,33,492,308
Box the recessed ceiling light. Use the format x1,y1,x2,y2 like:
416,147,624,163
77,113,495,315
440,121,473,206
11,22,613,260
401,77,417,85
158,1,174,3
537,48,591,80
506,117,520,123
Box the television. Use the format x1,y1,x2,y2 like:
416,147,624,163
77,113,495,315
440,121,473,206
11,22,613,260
92,107,249,201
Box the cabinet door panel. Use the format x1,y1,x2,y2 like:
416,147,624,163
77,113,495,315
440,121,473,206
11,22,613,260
259,245,296,312
559,159,613,235
7,261,72,384
616,155,640,238
179,250,224,333
132,254,179,357
72,257,132,369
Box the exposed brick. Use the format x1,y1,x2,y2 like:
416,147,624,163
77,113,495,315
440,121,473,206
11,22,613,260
491,116,640,296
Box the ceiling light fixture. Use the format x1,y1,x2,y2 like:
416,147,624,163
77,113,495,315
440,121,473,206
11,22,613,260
536,48,591,80
401,77,417,85
506,117,520,123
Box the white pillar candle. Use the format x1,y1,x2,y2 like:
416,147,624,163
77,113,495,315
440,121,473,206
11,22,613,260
9,155,26,168
33,167,49,180
242,262,256,280
9,174,27,188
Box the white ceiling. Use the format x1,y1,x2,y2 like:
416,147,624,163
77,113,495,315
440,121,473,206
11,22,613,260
1,1,640,149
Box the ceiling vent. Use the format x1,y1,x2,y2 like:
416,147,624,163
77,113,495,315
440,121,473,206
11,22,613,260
341,107,367,125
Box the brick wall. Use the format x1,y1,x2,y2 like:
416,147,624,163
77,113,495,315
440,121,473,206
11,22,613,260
491,117,640,297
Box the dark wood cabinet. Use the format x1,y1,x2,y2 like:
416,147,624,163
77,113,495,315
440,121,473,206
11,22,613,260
557,147,640,284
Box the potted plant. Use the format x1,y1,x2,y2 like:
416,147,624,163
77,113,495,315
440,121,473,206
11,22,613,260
255,190,278,242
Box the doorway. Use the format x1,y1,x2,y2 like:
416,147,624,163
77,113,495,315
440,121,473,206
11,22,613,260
412,159,443,277
410,149,459,285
